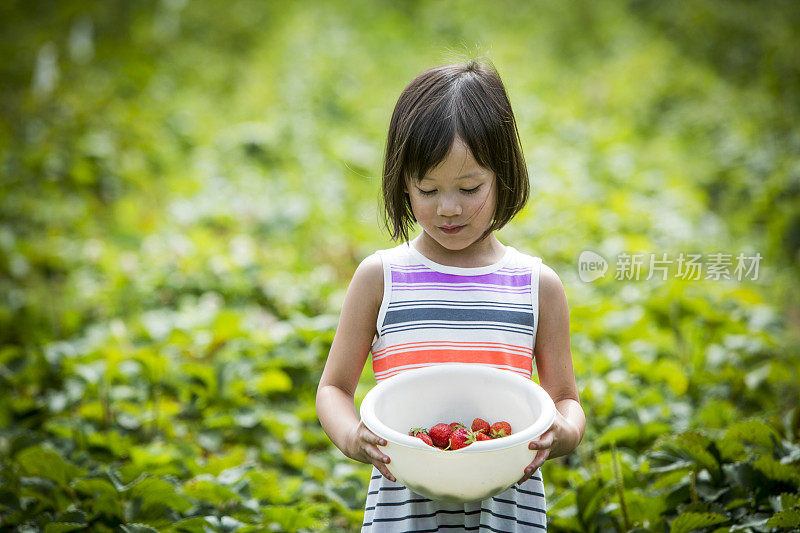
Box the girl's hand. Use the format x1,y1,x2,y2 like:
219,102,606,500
346,421,396,482
517,409,575,485
517,426,555,485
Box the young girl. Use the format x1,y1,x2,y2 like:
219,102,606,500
316,60,585,532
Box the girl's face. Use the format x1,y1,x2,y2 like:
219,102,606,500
405,137,497,255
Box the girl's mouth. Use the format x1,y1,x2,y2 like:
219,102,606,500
439,225,464,235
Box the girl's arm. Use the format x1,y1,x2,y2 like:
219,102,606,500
316,254,395,481
519,264,586,483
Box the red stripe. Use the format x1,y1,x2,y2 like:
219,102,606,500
375,363,531,381
372,340,532,357
372,349,533,374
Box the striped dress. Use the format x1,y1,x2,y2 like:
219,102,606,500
362,241,547,532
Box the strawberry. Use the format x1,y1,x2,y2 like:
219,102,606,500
448,427,473,450
449,422,466,430
471,418,490,434
490,421,512,438
409,427,434,447
416,433,434,446
429,423,453,448
475,431,492,441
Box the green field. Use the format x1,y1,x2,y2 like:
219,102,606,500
2,1,799,531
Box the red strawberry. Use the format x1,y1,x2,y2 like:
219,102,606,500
417,433,434,446
471,418,490,434
490,421,512,438
475,431,492,441
449,422,466,430
409,427,434,447
448,427,473,450
429,423,453,448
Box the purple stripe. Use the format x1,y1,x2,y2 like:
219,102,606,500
392,265,529,273
393,284,530,294
392,265,530,274
392,270,530,287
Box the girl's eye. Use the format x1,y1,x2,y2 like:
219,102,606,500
415,186,480,196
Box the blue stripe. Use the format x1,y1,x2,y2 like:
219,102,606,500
389,299,531,310
384,308,533,327
364,508,544,531
369,509,482,523
492,496,547,514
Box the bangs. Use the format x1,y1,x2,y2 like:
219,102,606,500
403,104,458,182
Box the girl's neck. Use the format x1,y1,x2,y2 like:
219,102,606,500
410,231,505,268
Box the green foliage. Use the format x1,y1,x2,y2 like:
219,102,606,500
670,513,727,533
2,0,799,531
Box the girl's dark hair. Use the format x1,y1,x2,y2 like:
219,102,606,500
382,59,529,242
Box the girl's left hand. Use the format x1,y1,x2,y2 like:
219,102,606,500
517,410,570,485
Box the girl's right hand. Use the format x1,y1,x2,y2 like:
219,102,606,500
347,421,395,482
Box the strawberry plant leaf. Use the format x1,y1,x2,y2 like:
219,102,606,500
597,423,641,448
261,503,326,532
166,516,209,533
673,432,718,472
779,493,800,510
752,455,800,484
16,446,87,489
182,478,238,504
126,476,192,514
724,420,781,451
766,508,800,528
669,512,727,533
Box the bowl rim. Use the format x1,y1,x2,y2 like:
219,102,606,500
359,363,556,453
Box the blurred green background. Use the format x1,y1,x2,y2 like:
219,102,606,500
2,0,799,531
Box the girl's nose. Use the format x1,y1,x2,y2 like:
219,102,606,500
437,195,462,217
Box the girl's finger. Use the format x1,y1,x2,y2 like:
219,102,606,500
531,448,551,471
376,463,396,482
366,444,391,464
362,426,387,447
529,430,555,450
521,449,551,480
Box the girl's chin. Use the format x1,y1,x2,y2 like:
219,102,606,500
423,231,473,250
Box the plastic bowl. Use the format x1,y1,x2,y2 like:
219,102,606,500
359,363,556,503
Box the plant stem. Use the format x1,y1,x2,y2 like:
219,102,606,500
611,443,631,531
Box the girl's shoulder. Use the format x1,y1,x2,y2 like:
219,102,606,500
347,253,384,312
510,248,566,301
535,261,568,308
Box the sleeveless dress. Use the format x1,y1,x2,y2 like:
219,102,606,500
361,241,547,532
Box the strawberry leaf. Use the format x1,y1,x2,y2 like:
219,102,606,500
669,512,727,533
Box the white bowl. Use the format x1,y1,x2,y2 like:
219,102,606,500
359,363,556,503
